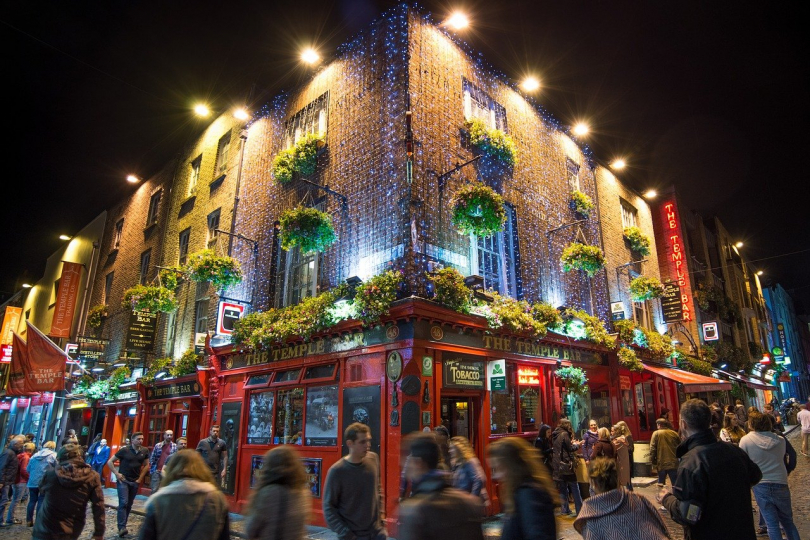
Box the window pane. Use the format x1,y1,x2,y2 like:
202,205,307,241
247,390,274,444
275,387,304,444
304,385,338,445
519,386,539,431
246,374,272,387
490,363,517,435
304,364,335,380
274,369,301,383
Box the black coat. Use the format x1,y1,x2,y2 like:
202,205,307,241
0,447,19,485
662,429,761,540
32,458,105,540
398,471,484,540
501,482,556,540
551,428,578,482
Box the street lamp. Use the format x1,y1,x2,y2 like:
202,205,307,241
521,77,540,92
573,123,589,136
22,283,32,288
644,190,657,199
233,108,250,121
446,12,469,30
611,159,626,170
59,235,72,241
735,241,744,248
757,270,763,276
301,48,320,64
194,104,211,117
126,174,140,184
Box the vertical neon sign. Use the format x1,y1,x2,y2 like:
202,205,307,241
662,201,692,322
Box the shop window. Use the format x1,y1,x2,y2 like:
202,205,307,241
303,364,337,382
275,387,304,444
271,369,301,385
519,386,539,432
147,402,168,447
490,363,517,435
247,390,274,445
470,204,520,297
245,373,272,388
634,381,656,434
304,385,338,446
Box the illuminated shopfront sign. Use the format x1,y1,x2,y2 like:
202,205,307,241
517,367,540,385
662,201,692,322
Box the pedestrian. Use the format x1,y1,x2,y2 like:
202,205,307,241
138,449,230,540
719,413,746,445
709,402,723,439
398,433,484,540
551,418,583,516
448,436,489,512
574,457,671,539
24,434,35,448
323,422,386,540
581,419,599,462
610,425,632,492
649,419,679,488
89,438,110,484
615,420,635,489
797,401,810,456
245,446,310,540
25,440,56,527
107,431,150,537
763,403,783,433
591,428,615,459
4,441,34,524
658,399,762,540
534,424,553,474
739,412,800,540
85,435,102,465
734,399,748,427
658,408,672,423
433,425,451,470
148,430,177,493
196,425,228,484
32,443,104,540
0,435,24,527
486,436,556,540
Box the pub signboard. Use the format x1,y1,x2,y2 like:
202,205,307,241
660,282,683,323
146,380,201,400
443,355,485,390
125,311,158,350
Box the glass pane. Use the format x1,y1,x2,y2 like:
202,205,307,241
246,374,272,387
274,369,301,383
275,388,304,445
247,390,274,444
304,364,335,380
304,385,338,445
519,387,539,431
490,363,517,435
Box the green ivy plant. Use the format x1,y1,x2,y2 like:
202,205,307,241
673,351,713,376
560,243,606,277
571,190,594,218
617,346,643,372
279,206,337,254
353,270,402,326
465,118,518,166
141,357,172,386
427,267,472,314
106,366,131,400
556,308,617,349
122,284,178,313
488,293,547,337
623,227,651,256
555,366,589,396
186,249,243,289
170,349,203,378
531,302,563,330
451,183,507,238
86,304,108,329
628,276,664,302
271,133,324,184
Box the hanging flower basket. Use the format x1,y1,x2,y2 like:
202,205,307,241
271,133,324,184
86,304,108,329
628,276,664,302
617,346,644,372
122,284,178,313
570,190,594,218
185,250,243,289
555,366,589,396
279,206,337,254
623,227,651,256
560,243,606,277
170,349,203,378
465,118,518,166
353,270,403,326
158,266,185,291
451,183,507,237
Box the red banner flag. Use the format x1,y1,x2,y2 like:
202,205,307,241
50,262,83,339
23,322,67,392
6,332,32,396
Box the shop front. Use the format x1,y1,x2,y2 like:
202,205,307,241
98,389,140,483
641,362,732,422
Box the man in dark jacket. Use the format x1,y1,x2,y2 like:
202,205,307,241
0,435,24,526
399,433,484,540
659,399,762,540
32,443,104,540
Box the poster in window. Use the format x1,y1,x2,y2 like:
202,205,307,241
250,455,264,488
622,390,634,417
274,388,304,445
302,458,322,498
305,385,338,446
247,391,274,445
220,401,242,495
342,385,381,456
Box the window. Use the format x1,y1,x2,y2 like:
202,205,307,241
188,155,202,196
634,381,656,434
113,219,124,250
304,384,338,445
566,159,580,191
207,209,221,249
104,272,114,304
215,132,231,177
490,363,517,435
147,402,168,447
283,93,329,149
469,204,520,297
139,249,151,285
164,311,176,357
146,191,162,226
272,369,302,384
178,228,191,265
633,300,653,329
284,248,318,307
194,282,209,334
462,79,507,131
274,388,304,444
247,390,274,445
620,200,638,229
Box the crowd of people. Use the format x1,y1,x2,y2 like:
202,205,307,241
0,398,806,540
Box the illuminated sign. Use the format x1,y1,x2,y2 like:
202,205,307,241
662,201,692,322
488,360,506,391
0,344,11,363
702,322,719,341
517,367,540,385
217,301,245,336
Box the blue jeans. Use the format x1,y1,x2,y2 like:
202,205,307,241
116,479,139,531
557,480,583,514
26,487,40,524
752,482,800,540
657,469,676,486
0,485,10,523
5,483,25,523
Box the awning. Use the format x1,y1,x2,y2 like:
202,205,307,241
643,363,732,393
716,370,778,392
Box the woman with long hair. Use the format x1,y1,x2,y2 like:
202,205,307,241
245,446,310,540
448,436,490,510
138,449,230,540
720,413,746,445
551,418,583,516
590,428,615,460
611,425,631,492
487,437,556,540
534,424,553,474
614,421,634,490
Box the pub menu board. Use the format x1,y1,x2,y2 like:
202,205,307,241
442,355,485,390
247,390,274,445
220,402,241,495
342,386,381,456
125,311,158,350
660,282,683,323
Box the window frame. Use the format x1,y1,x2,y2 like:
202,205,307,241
620,199,639,230
283,93,329,150
207,209,221,249
139,249,152,285
462,78,507,132
188,155,202,197
103,272,114,304
566,159,580,192
469,203,519,298
178,228,191,265
113,219,124,250
146,190,162,226
215,132,231,178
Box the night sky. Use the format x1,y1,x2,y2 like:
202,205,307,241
3,1,809,311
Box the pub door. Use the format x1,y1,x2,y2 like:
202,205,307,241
440,396,477,446
174,412,189,439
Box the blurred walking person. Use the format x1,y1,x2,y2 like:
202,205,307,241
797,401,810,456
26,441,57,527
89,439,110,485
734,399,748,427
245,446,310,540
487,437,556,540
4,441,34,524
649,419,679,488
448,436,489,512
148,430,177,493
138,449,230,540
719,414,746,446
0,435,24,527
552,418,583,516
614,421,635,490
574,457,671,539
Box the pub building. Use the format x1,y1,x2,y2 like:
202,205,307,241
203,298,729,528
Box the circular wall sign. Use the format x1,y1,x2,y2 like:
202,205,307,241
386,350,403,382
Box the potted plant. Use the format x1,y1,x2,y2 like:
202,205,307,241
122,284,178,313
86,304,108,330
465,118,517,166
570,190,594,218
560,243,606,277
279,206,337,254
555,366,589,396
628,276,664,302
170,349,203,378
353,270,402,326
271,133,324,184
617,346,644,372
427,267,472,314
451,182,507,237
185,249,243,289
623,226,651,256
